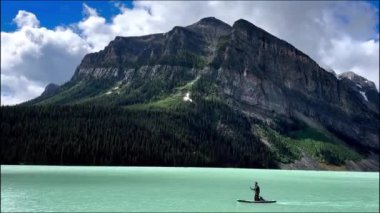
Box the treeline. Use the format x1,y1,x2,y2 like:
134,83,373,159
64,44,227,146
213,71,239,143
1,101,277,168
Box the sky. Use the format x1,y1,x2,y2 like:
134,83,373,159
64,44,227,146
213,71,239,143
1,1,379,105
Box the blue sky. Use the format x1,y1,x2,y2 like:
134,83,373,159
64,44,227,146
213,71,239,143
369,0,380,33
1,0,133,32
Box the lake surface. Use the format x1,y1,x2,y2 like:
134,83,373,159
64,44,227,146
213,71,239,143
1,165,379,212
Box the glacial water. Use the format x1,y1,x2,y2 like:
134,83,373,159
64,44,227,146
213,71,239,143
1,165,378,212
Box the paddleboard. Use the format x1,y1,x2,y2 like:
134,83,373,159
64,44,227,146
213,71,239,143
237,199,276,203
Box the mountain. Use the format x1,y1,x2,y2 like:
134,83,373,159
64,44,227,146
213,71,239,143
41,83,60,97
2,17,379,170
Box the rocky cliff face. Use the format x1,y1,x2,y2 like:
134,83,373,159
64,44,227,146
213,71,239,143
33,17,379,155
210,19,379,151
71,17,231,82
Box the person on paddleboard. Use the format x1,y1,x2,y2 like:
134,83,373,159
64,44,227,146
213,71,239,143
250,181,261,201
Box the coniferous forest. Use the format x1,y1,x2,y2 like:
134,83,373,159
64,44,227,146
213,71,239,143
1,101,276,168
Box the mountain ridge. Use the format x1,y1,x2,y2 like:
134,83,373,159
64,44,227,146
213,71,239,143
7,17,379,170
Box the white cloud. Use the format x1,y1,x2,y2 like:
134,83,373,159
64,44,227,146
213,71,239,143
319,36,379,84
83,3,98,17
1,1,379,105
78,3,114,51
1,74,44,105
1,12,91,105
13,10,40,28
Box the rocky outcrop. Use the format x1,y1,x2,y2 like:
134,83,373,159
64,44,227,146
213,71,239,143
279,152,323,170
345,153,379,171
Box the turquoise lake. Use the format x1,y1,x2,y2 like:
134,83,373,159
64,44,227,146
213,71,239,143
1,165,379,212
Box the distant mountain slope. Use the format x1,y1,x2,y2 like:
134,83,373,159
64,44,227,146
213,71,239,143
8,17,379,170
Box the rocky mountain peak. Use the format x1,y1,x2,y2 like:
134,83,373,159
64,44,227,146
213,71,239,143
186,17,231,41
41,83,60,97
231,18,289,48
339,71,377,90
232,18,268,33
232,18,252,27
193,17,230,28
338,71,379,111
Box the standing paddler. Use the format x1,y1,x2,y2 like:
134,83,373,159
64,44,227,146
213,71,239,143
250,181,261,201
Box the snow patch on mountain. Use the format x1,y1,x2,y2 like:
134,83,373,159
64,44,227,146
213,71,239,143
359,91,368,102
183,92,193,102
